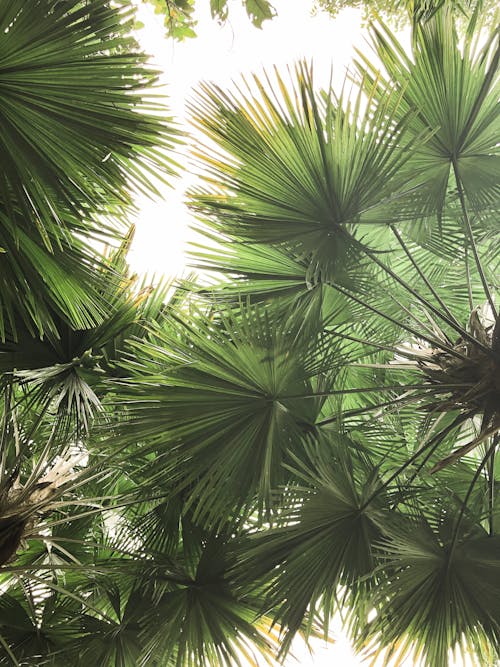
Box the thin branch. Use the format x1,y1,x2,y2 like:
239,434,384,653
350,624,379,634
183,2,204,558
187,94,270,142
43,492,174,528
16,421,60,506
39,535,148,561
393,411,451,495
360,412,471,511
282,383,471,400
326,329,438,362
351,363,424,370
0,634,20,666
0,384,12,488
317,395,448,428
488,435,497,536
315,390,426,427
430,422,500,473
464,240,474,312
19,572,115,624
388,293,449,342
19,578,38,631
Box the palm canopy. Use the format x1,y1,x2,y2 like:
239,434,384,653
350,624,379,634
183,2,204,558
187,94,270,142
0,2,499,667
0,0,177,338
162,6,498,664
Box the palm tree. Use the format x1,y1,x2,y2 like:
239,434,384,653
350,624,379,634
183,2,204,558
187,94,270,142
0,1,498,667
0,0,177,338
113,6,499,666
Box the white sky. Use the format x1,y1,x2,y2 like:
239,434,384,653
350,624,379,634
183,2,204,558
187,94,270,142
127,2,470,666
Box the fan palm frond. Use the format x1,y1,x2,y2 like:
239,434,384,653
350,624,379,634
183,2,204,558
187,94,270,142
359,519,500,667
231,434,388,651
356,10,500,220
189,62,426,288
0,0,178,337
113,302,331,526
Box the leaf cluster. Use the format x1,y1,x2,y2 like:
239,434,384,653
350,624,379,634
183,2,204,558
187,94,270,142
0,2,498,667
140,0,275,40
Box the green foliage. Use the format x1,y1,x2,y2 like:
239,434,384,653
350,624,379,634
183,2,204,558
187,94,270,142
0,0,178,339
141,0,275,40
314,0,498,30
0,2,498,667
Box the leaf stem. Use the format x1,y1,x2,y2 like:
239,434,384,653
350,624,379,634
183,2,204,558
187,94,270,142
488,435,497,536
464,240,474,312
315,390,427,426
0,384,12,489
452,159,497,320
448,437,498,558
332,283,470,361
282,383,470,399
326,329,439,362
390,226,461,327
360,412,472,511
362,242,493,357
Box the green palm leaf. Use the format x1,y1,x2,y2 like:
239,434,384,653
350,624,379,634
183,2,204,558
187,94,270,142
0,229,171,434
0,0,176,234
232,434,388,651
356,11,500,219
0,3,497,666
189,62,424,286
114,303,328,525
360,519,500,666
136,535,279,667
0,0,178,336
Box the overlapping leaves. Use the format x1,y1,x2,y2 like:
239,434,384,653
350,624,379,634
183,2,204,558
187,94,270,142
356,9,500,218
176,8,499,666
360,519,500,667
0,0,177,337
189,62,425,288
0,230,171,435
0,3,498,667
231,435,388,651
114,303,330,525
